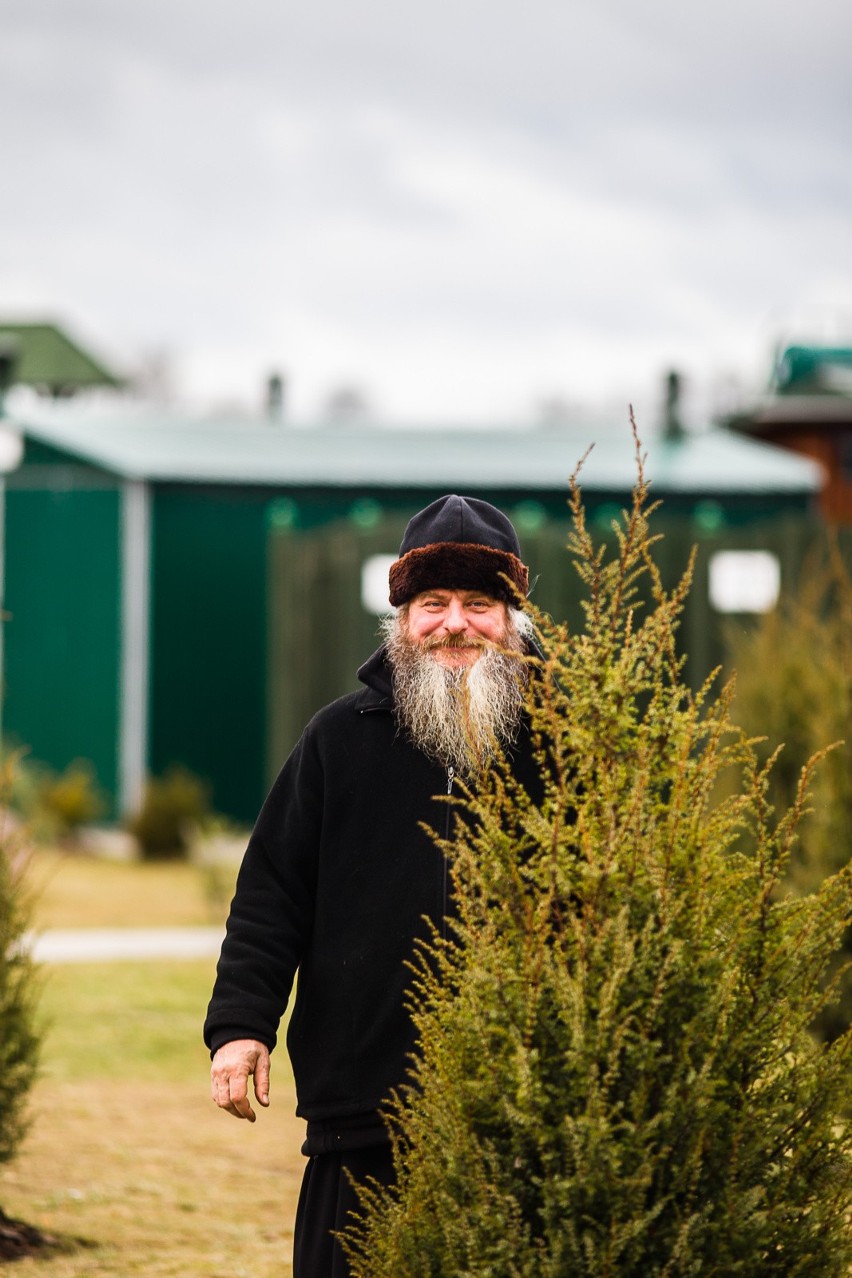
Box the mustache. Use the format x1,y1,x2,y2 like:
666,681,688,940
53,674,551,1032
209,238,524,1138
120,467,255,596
422,634,489,651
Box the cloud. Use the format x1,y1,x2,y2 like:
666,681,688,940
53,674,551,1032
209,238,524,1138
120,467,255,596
2,0,851,420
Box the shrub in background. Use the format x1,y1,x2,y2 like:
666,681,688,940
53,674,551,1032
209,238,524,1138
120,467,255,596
0,751,41,822
37,759,106,841
0,750,56,844
1,751,106,845
726,538,851,1039
347,431,852,1277
0,757,41,1171
126,765,212,860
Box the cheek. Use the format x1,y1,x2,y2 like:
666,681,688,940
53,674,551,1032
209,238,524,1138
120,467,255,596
405,611,437,642
475,612,508,642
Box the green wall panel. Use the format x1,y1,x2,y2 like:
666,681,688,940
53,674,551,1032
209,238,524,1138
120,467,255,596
3,486,122,807
149,482,824,827
267,500,836,773
149,487,268,823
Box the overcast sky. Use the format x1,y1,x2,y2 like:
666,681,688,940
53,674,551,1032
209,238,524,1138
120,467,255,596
3,0,851,426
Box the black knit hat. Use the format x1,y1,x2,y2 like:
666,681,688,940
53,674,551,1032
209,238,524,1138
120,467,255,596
388,494,529,607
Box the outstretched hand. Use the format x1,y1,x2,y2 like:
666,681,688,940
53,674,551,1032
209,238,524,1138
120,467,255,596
210,1039,271,1122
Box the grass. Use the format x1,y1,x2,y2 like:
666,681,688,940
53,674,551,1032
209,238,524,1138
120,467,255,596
26,845,240,930
0,844,304,1276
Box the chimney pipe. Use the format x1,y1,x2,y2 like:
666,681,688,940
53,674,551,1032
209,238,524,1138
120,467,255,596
266,372,286,422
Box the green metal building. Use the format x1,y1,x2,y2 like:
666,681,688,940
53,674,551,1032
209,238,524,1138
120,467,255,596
3,407,824,823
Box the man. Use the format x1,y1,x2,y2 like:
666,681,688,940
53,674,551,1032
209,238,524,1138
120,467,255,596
205,494,539,1277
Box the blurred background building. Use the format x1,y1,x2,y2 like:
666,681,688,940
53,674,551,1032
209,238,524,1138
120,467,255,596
4,321,846,823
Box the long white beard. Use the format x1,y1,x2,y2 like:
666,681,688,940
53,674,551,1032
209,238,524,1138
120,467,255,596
381,612,530,775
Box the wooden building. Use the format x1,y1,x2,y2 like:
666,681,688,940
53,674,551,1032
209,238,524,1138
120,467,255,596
727,345,852,523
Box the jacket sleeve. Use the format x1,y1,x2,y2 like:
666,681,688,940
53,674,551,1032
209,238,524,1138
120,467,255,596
203,721,324,1055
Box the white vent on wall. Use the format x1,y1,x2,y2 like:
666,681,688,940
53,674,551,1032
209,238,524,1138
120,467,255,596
708,550,781,614
361,554,397,615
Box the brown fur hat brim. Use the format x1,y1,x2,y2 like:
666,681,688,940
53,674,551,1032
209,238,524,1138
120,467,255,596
388,541,529,607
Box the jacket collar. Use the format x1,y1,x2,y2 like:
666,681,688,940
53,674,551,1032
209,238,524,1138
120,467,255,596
356,645,394,706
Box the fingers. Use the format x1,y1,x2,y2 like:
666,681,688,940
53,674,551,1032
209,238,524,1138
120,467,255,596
210,1040,271,1122
211,1059,255,1121
229,1073,258,1123
253,1049,271,1109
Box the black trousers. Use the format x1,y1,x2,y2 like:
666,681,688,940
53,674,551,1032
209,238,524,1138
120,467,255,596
292,1144,395,1278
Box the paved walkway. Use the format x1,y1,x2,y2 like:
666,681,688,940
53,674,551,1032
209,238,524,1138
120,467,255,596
26,927,226,963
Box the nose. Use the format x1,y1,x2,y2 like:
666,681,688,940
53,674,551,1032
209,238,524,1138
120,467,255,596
442,598,468,634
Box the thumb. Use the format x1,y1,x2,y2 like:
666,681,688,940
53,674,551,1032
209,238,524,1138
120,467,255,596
254,1049,271,1107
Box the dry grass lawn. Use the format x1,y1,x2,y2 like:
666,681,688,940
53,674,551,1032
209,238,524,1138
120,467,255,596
1,1077,304,1277
26,845,240,930
0,846,307,1276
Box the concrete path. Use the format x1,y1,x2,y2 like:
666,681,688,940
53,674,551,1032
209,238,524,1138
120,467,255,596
25,927,226,964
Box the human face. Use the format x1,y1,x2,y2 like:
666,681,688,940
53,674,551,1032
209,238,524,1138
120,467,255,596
405,588,509,668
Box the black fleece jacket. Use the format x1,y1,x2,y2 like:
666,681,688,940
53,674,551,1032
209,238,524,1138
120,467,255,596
203,644,538,1138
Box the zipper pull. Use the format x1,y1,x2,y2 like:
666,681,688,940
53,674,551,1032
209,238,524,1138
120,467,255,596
447,766,455,795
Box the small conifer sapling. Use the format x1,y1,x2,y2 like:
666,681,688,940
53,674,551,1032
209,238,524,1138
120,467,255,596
346,422,852,1277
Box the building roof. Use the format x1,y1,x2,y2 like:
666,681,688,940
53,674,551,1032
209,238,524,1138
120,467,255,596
728,392,852,433
771,344,852,396
0,322,124,395
13,405,824,495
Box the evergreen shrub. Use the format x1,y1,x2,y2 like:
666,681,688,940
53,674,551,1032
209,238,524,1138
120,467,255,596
126,766,211,861
346,428,852,1277
1,751,105,843
37,758,106,839
0,757,41,1169
726,538,852,1040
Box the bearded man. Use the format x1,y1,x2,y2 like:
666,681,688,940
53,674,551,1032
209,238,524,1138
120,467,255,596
205,495,540,1278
